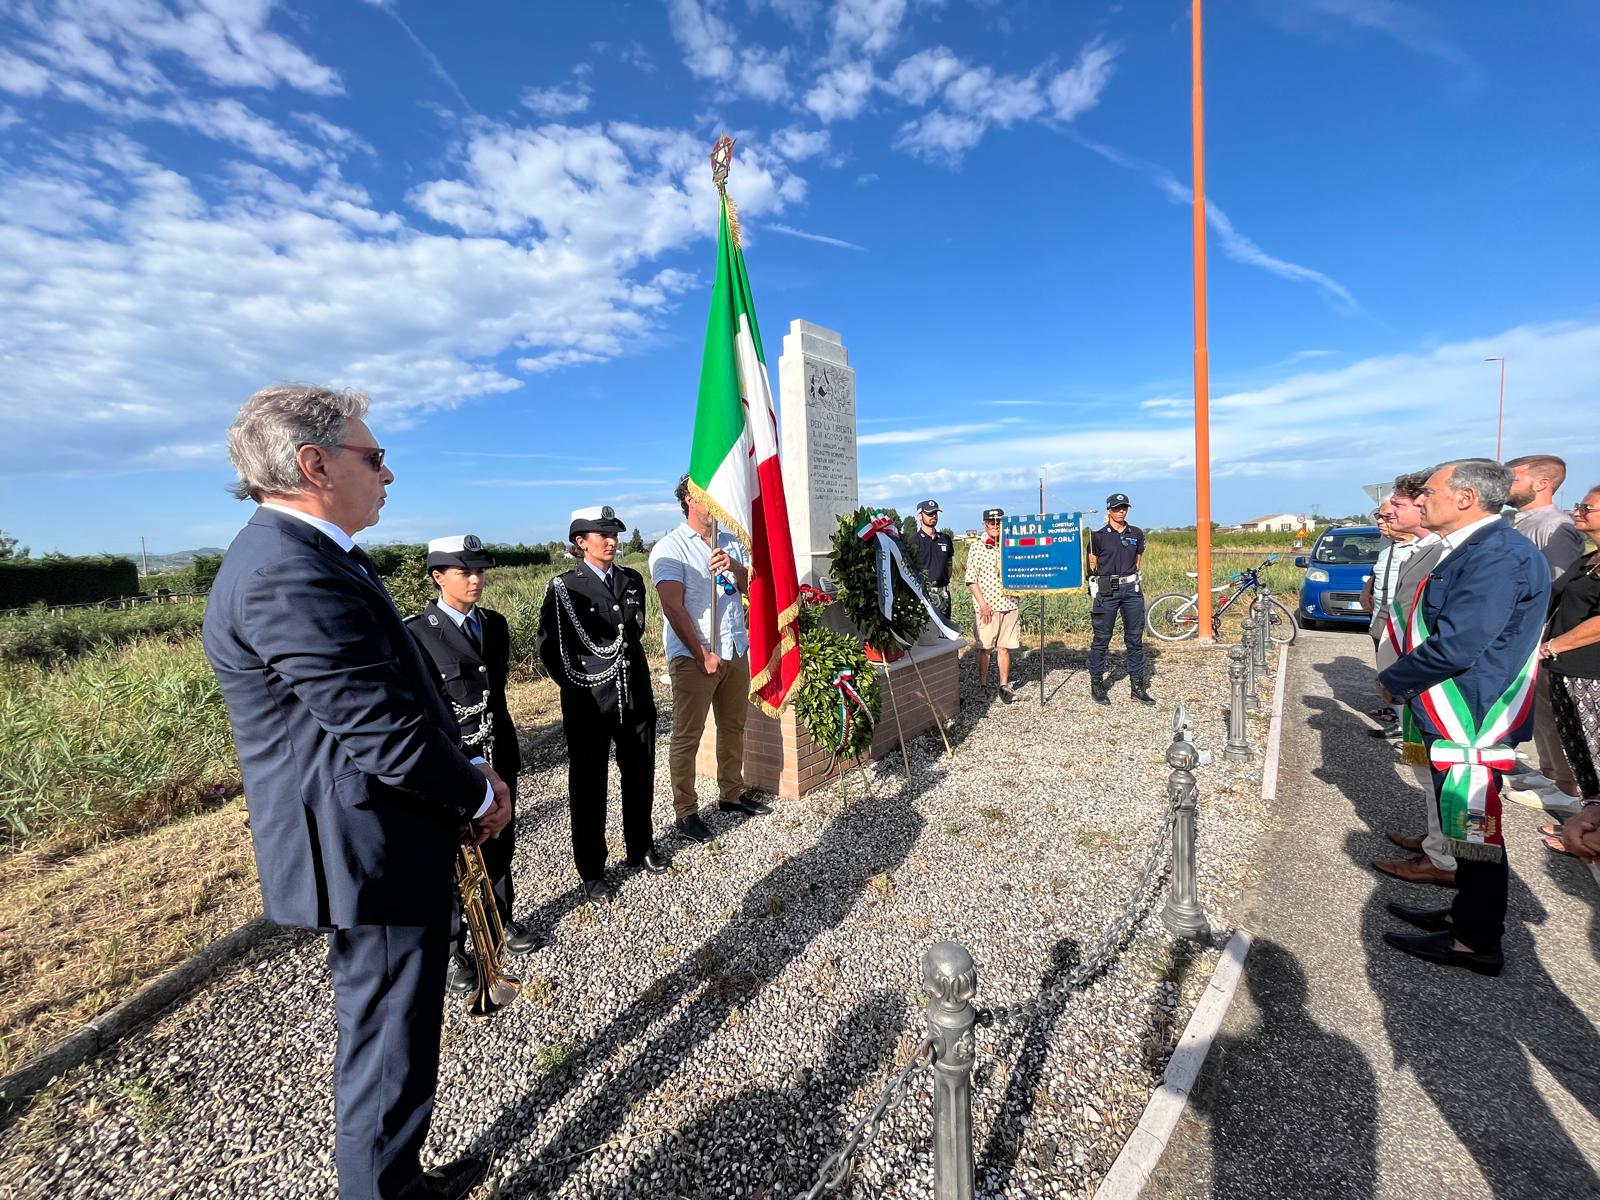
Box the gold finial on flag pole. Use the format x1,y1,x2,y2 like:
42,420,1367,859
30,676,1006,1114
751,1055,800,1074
709,135,741,248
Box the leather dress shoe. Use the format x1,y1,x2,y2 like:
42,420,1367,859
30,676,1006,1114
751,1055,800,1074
446,952,476,995
1382,929,1502,976
1372,854,1457,887
718,793,771,816
675,813,714,843
1385,902,1454,934
627,849,669,874
1385,831,1424,852
397,1156,487,1200
504,921,545,955
1368,723,1401,739
580,878,616,904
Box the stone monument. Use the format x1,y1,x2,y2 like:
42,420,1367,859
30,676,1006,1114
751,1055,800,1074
779,320,857,586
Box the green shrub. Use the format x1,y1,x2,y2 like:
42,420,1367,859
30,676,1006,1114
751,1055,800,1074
0,557,140,608
364,542,552,576
0,599,208,667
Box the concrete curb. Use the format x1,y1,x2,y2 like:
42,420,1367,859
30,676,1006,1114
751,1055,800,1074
1092,637,1292,1198
0,916,300,1107
1092,929,1253,1199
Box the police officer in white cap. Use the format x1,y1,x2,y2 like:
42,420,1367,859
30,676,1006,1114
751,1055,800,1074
536,506,666,902
406,535,544,993
1087,492,1154,705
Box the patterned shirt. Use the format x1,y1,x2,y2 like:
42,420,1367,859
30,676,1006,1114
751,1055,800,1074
963,537,1018,612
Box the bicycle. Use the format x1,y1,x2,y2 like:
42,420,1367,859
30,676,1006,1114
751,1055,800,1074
1144,554,1297,644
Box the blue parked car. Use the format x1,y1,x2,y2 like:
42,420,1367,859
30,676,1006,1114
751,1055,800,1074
1294,525,1386,630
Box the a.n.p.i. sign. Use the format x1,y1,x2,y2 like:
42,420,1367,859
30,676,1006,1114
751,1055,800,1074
999,512,1084,592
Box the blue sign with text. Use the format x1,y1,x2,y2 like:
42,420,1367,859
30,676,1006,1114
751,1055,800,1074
999,512,1085,592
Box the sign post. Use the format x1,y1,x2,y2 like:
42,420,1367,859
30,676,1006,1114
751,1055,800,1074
999,512,1085,705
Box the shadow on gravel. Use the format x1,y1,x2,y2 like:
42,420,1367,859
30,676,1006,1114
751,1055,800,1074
1187,939,1377,1199
588,989,907,1200
469,768,931,1197
1303,667,1600,1199
974,936,1081,1195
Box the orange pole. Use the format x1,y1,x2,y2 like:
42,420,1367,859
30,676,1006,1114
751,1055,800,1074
1191,0,1214,641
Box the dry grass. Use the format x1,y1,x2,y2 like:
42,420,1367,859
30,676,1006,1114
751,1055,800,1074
0,800,259,1078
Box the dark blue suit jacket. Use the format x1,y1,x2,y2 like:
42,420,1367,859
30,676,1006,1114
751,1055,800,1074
203,507,486,930
1378,519,1550,744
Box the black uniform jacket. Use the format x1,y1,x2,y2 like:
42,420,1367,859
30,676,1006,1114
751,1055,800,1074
405,600,521,778
535,562,656,721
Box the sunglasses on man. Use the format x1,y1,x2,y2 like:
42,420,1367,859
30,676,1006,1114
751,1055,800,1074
332,443,387,471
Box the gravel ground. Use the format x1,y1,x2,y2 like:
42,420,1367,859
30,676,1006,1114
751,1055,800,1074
0,642,1273,1200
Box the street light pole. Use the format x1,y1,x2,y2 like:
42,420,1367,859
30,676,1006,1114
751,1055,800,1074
1191,0,1214,641
1485,356,1506,459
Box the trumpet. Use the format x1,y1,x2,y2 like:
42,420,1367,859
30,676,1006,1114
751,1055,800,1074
456,839,520,1017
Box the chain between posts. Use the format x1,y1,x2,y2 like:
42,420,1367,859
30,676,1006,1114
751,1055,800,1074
974,807,1178,1030
797,1039,936,1200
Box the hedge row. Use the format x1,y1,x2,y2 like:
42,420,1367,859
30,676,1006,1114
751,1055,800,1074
364,542,552,574
0,557,140,608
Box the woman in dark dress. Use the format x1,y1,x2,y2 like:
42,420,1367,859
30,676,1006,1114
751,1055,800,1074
1541,486,1600,857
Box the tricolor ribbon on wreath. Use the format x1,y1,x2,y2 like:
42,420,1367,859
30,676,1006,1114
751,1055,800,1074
854,513,961,644
1403,576,1538,862
826,668,874,776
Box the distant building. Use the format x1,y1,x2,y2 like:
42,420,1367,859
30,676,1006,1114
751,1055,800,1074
1238,513,1302,533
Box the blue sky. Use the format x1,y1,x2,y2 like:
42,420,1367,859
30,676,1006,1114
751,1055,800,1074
2,0,1598,555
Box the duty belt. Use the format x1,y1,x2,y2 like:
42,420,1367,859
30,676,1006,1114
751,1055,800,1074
1098,573,1140,586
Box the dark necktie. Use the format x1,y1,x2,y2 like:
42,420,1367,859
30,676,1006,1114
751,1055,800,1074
348,545,380,580
465,609,483,650
608,569,627,600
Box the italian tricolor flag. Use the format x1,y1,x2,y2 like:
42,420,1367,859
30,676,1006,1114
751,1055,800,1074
688,189,802,716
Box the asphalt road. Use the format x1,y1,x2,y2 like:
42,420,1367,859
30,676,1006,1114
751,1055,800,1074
1145,628,1600,1200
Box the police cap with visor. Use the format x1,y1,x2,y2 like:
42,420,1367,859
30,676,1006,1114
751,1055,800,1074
569,504,627,541
425,533,495,572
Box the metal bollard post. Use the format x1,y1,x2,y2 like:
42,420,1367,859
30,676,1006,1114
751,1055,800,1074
1224,647,1253,762
1161,723,1212,941
923,942,977,1200
1240,615,1262,711
1252,592,1271,677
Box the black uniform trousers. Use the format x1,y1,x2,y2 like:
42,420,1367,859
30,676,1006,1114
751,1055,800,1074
1088,581,1147,678
327,918,450,1200
450,774,517,957
563,692,656,881
1429,759,1510,954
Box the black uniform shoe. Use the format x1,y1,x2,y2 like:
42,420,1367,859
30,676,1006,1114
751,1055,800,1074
1369,723,1402,739
398,1156,487,1200
504,921,545,955
675,813,714,843
580,878,616,904
724,791,773,815
1090,674,1110,705
1385,902,1453,934
627,849,669,874
446,952,476,995
1131,675,1155,705
1382,929,1502,976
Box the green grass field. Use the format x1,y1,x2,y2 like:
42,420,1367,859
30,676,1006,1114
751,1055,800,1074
0,536,1301,850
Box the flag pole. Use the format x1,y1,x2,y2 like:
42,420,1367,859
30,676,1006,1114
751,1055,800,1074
707,137,735,656
1191,0,1215,642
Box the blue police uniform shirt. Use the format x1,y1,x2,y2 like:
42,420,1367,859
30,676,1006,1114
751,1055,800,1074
1091,523,1145,576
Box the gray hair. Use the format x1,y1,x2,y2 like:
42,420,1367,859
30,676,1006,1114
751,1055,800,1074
226,384,369,502
1435,457,1511,513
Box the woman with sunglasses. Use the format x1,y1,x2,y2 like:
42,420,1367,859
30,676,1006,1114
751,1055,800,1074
1543,488,1600,858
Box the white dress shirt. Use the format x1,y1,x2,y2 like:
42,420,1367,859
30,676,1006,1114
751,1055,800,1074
1433,514,1501,565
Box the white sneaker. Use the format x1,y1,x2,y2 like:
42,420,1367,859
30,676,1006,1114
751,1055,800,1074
1503,785,1554,810
1506,771,1556,791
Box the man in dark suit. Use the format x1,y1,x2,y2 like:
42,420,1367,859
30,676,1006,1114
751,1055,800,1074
406,535,544,995
536,505,666,902
1378,458,1550,976
202,385,509,1200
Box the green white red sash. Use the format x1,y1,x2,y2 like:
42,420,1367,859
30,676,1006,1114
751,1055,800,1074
826,668,874,776
1404,576,1538,862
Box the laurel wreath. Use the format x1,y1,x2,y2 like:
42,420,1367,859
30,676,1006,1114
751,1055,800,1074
827,506,931,654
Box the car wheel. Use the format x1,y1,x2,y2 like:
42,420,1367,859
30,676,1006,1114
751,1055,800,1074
1298,614,1321,632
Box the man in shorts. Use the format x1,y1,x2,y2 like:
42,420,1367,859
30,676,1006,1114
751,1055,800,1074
965,507,1021,702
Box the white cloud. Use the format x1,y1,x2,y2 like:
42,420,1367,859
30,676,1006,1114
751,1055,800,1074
0,119,803,477
666,0,791,101
769,126,831,160
522,81,592,118
894,111,985,163
831,0,908,57
884,47,962,105
804,61,876,122
860,422,995,445
1048,39,1119,121
1268,0,1481,84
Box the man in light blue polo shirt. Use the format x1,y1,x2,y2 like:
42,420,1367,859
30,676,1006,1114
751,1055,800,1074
650,474,772,846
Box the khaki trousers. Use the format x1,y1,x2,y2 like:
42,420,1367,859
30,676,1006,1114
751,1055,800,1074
668,652,750,818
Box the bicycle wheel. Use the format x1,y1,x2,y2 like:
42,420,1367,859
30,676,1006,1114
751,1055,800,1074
1265,597,1298,646
1145,593,1200,640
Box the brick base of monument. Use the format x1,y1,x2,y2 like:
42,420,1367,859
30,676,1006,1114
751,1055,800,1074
693,640,962,799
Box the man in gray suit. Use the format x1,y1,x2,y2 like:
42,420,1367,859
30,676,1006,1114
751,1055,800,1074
203,385,509,1200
